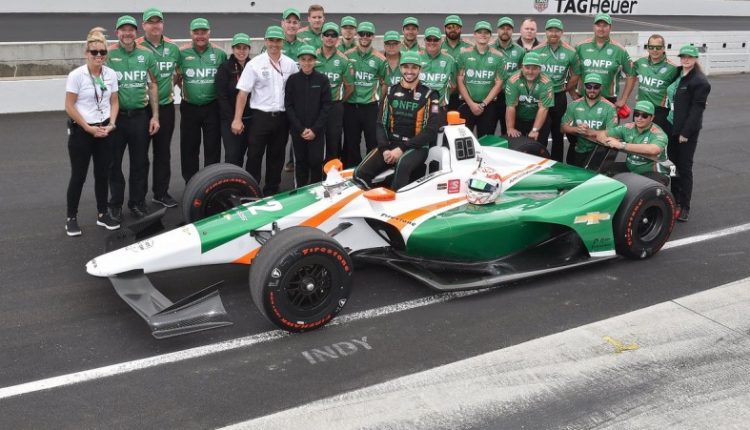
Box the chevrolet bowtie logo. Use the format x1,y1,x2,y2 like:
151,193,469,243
574,212,611,225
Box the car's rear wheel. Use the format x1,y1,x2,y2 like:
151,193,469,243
249,226,353,332
507,136,550,158
612,173,676,259
182,163,262,223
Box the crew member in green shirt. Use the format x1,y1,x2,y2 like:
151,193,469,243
634,34,679,131
315,22,353,161
338,16,358,53
137,7,180,208
176,17,227,183
493,17,525,135
420,27,457,110
107,15,159,220
441,15,473,111
561,73,617,168
505,51,555,145
456,21,505,138
532,18,580,162
297,4,325,50
342,21,386,167
382,31,403,91
401,17,422,52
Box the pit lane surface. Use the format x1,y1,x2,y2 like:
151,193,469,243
0,74,748,428
3,14,750,42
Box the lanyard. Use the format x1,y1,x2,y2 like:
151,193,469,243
87,67,106,113
269,57,283,76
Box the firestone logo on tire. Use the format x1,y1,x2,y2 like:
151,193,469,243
534,0,549,12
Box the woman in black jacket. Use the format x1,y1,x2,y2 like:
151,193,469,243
666,45,711,222
216,33,252,168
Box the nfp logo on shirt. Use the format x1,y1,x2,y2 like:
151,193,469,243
638,75,665,87
117,70,148,81
466,69,494,79
583,59,614,68
542,64,567,74
576,119,605,129
185,68,217,78
391,99,419,111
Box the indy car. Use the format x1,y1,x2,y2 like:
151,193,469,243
86,112,676,338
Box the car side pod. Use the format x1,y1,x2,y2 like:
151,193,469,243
109,270,231,339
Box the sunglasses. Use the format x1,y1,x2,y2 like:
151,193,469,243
647,45,664,50
322,32,338,38
584,83,601,90
89,49,108,56
633,111,652,119
358,32,374,37
425,37,441,42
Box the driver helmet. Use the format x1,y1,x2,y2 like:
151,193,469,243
466,165,503,205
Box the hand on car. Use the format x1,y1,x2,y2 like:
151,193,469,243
507,128,522,138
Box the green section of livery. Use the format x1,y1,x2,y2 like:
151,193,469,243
194,185,321,253
477,135,508,148
406,167,624,261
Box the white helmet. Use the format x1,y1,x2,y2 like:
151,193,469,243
466,165,503,205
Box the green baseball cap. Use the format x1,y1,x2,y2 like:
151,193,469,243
297,44,317,58
142,8,163,22
383,31,401,43
264,25,284,40
545,18,563,30
497,17,514,28
340,16,357,28
679,44,700,57
583,73,603,85
444,15,463,27
190,18,210,31
522,51,542,67
474,21,492,33
424,27,442,39
400,51,422,66
357,21,375,34
402,17,419,28
116,15,138,29
634,100,655,115
231,33,251,47
282,8,300,20
594,13,612,24
322,22,339,35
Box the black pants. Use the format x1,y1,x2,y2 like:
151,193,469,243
343,102,378,168
324,101,344,161
545,91,568,162
292,135,325,187
247,110,289,195
447,92,461,112
493,96,508,136
354,147,428,190
668,132,699,210
109,110,149,209
653,106,671,135
66,121,111,217
180,100,221,183
516,116,551,146
459,101,497,138
221,117,250,168
147,103,174,198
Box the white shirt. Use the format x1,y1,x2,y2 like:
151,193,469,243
65,65,119,124
236,52,298,112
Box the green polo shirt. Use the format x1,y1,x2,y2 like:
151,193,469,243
576,38,635,98
562,97,618,153
494,41,525,76
107,43,157,110
297,28,323,50
607,122,669,174
457,46,505,102
533,42,579,93
383,58,402,88
400,40,422,53
337,39,357,54
419,50,457,105
441,39,473,63
315,48,350,101
177,44,226,105
137,36,180,105
344,47,387,104
634,55,679,108
504,71,555,122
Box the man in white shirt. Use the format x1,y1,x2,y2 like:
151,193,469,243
233,26,298,195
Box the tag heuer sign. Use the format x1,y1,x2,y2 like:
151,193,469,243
534,0,549,12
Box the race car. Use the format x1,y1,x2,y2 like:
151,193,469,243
86,112,676,339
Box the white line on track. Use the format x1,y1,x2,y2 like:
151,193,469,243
1,222,749,401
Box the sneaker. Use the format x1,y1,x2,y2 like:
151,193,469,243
129,202,149,219
677,207,689,222
152,194,178,208
65,217,82,237
284,161,295,172
97,212,121,230
109,207,122,223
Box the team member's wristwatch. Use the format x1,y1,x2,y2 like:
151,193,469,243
619,141,627,150
479,102,486,109
531,127,539,132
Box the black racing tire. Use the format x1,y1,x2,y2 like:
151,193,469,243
507,136,550,158
249,226,353,332
182,163,262,223
612,172,676,259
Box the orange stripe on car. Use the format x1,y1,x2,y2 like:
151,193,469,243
496,158,551,182
232,248,259,265
300,189,364,228
388,196,466,231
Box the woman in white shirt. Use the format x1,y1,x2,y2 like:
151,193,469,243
64,27,120,236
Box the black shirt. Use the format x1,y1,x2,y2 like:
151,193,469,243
215,54,251,121
671,66,711,137
284,69,332,135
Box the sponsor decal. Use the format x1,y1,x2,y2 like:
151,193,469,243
534,0,550,12
413,92,422,101
437,183,447,190
163,48,170,55
137,55,145,63
209,53,217,62
574,212,611,225
368,59,376,67
560,52,566,59
262,70,270,78
487,57,494,64
393,91,404,97
553,0,639,14
447,179,461,194
607,48,614,56
185,68,196,77
271,268,282,278
334,59,340,66
110,57,122,62
440,60,446,67
380,212,417,227
184,56,195,60
591,237,614,251
116,71,124,80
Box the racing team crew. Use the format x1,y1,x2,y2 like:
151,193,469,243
64,7,709,236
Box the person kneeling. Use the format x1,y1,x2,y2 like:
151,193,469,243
353,52,441,190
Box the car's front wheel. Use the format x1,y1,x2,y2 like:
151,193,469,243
507,136,550,158
182,163,262,223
